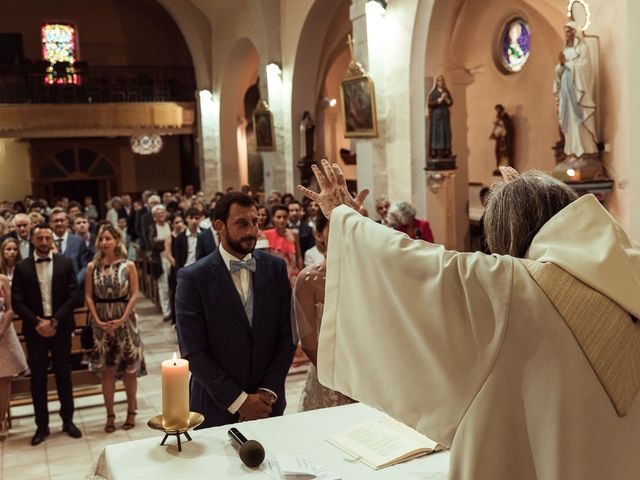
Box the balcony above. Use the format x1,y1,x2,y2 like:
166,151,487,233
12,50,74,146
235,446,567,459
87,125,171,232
0,64,196,138
0,63,196,104
0,102,195,138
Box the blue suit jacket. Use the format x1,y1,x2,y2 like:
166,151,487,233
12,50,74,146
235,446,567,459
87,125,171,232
195,228,216,261
175,249,296,428
63,234,84,273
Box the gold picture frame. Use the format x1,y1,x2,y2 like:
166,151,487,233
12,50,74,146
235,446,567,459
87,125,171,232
340,73,378,138
253,100,276,151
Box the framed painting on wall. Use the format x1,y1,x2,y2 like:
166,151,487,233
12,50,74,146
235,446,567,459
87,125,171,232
340,74,378,138
253,100,276,151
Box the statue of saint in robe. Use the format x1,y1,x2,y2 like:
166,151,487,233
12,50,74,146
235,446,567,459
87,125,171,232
300,111,315,160
298,111,316,187
427,75,453,159
489,104,515,175
553,21,598,159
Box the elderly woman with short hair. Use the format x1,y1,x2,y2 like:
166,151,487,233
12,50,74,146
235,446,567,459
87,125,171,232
389,201,434,242
106,196,123,228
298,161,640,480
148,204,173,321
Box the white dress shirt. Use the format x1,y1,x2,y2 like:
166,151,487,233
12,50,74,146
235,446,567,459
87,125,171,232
185,229,199,267
304,246,325,267
218,244,252,304
211,226,219,247
34,251,54,317
54,231,68,254
19,236,30,259
217,244,277,413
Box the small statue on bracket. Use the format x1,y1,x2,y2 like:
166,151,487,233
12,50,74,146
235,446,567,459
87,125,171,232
489,104,514,175
426,75,456,170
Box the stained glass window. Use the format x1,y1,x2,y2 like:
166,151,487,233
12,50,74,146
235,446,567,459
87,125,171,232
41,23,78,84
499,18,531,73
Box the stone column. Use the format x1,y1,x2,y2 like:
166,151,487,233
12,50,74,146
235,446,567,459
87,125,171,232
196,90,222,195
350,0,388,212
425,170,458,249
261,63,294,195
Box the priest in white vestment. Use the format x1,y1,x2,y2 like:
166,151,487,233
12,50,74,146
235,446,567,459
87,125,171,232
299,161,640,480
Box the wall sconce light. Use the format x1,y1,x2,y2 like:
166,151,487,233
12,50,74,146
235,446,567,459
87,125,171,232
198,90,214,102
266,62,282,78
426,172,446,193
368,0,388,9
320,97,337,108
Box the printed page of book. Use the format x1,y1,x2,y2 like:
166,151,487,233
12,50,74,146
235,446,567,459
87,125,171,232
326,418,439,469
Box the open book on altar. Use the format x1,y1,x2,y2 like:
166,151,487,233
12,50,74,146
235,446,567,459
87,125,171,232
325,417,445,470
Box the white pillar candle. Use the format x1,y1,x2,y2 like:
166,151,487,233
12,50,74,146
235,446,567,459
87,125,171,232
161,352,190,430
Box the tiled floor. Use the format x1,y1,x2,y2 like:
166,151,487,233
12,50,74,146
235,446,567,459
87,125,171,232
1,297,306,480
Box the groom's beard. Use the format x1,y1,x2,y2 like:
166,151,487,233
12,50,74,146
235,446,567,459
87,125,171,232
226,233,257,255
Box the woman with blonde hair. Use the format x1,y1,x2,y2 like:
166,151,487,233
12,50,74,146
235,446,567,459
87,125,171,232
85,223,145,433
27,211,44,227
0,238,21,281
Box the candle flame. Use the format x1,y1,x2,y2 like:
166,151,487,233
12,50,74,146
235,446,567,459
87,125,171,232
173,352,177,365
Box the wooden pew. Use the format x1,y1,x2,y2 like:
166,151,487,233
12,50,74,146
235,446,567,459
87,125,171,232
9,307,124,418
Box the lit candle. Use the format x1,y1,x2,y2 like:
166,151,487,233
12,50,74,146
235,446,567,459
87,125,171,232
161,352,190,430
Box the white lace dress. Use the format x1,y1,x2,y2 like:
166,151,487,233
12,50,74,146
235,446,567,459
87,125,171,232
294,263,355,412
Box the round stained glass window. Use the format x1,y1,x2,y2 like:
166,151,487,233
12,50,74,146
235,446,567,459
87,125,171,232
499,18,531,73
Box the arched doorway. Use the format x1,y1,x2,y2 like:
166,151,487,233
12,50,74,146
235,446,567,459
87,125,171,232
31,139,119,216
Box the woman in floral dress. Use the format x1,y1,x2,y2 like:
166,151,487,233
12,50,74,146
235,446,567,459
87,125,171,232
85,223,145,433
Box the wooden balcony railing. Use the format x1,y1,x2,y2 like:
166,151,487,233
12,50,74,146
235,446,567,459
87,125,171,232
0,63,196,104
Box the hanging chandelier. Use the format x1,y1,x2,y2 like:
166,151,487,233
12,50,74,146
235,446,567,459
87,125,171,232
130,134,163,155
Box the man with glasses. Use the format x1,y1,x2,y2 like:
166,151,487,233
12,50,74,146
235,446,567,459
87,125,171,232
50,208,84,285
0,213,33,258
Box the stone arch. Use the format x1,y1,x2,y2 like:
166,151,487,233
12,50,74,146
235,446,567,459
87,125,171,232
290,0,352,181
156,0,212,89
219,37,260,190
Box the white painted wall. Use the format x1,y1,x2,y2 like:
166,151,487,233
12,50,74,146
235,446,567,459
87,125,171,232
0,139,32,200
449,0,562,186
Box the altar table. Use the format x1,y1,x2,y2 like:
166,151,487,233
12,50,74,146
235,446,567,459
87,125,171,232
101,403,450,479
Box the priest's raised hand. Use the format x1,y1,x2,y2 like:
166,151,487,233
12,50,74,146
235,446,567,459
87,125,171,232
297,159,369,218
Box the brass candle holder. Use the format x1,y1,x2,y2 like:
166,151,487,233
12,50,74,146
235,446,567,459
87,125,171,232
147,412,204,452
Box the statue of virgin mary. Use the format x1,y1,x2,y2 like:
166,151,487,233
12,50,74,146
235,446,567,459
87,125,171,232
553,21,598,159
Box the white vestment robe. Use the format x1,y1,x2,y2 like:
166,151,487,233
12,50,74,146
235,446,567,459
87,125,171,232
319,195,640,480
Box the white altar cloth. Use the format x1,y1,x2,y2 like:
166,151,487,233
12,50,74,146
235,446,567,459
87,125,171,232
102,403,450,479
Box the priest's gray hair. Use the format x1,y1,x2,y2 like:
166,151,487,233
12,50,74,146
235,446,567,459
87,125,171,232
484,171,578,258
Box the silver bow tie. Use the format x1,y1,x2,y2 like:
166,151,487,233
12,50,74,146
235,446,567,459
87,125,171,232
230,258,256,273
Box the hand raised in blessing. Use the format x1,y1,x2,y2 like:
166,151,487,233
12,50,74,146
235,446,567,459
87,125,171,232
297,159,369,219
499,166,520,182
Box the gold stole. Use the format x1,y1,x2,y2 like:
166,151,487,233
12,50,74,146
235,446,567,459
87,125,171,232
522,260,640,417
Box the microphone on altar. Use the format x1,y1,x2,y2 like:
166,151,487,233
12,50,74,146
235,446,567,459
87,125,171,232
415,228,423,240
228,427,265,468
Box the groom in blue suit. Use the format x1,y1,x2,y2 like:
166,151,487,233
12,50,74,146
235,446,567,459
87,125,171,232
176,192,296,428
